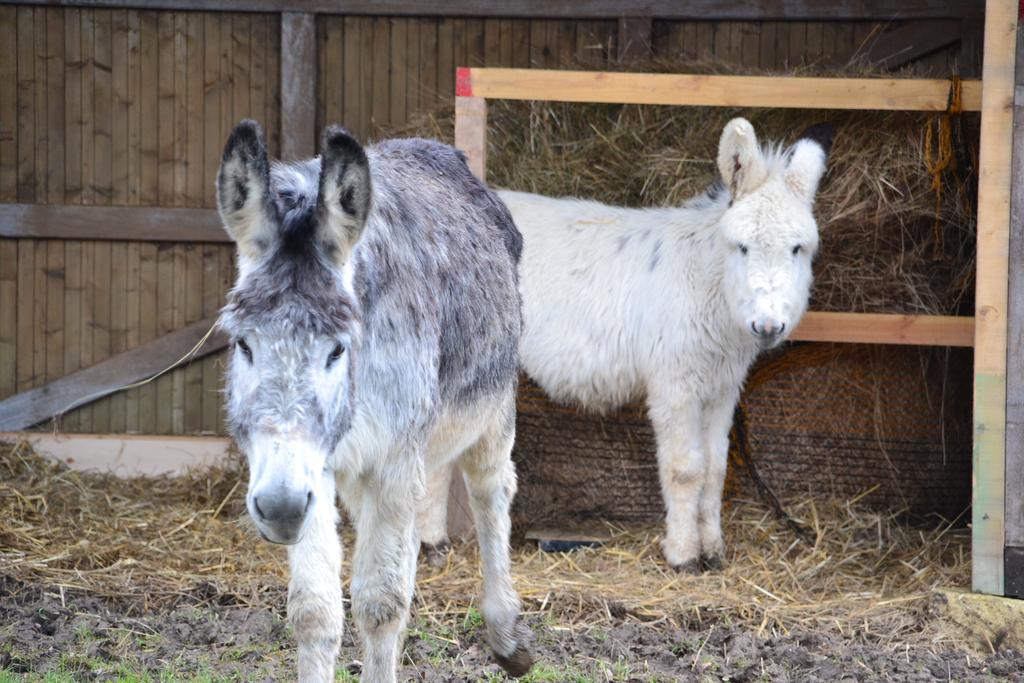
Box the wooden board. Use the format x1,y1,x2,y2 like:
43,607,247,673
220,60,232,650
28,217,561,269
453,96,486,180
791,312,974,347
0,204,228,241
0,431,232,476
8,1,986,20
0,316,228,431
972,0,1017,597
456,68,983,111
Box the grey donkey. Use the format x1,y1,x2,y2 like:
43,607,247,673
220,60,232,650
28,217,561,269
215,120,533,682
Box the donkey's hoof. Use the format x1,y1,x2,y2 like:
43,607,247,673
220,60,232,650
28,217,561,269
701,553,725,572
493,645,534,678
420,541,451,568
669,558,702,575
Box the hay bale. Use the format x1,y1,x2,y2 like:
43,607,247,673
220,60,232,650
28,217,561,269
511,344,971,530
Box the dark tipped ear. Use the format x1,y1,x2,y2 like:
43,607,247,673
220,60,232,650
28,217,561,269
317,126,371,266
796,122,835,158
216,120,277,268
785,123,833,203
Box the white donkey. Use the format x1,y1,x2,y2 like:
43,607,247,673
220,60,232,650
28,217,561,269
216,120,533,682
420,118,832,573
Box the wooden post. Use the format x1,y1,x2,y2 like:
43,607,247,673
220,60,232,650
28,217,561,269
1003,10,1024,599
280,12,316,160
448,75,491,539
454,94,487,182
973,0,1018,596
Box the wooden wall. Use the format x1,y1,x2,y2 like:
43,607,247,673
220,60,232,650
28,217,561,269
0,5,280,434
0,5,978,435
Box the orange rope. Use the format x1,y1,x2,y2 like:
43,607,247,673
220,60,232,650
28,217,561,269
923,76,962,259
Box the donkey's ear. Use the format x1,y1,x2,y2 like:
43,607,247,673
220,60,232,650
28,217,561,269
717,118,768,200
785,123,833,203
317,126,371,267
217,120,277,268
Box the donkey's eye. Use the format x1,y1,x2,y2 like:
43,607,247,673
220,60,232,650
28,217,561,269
792,245,803,256
236,338,253,363
738,244,749,256
326,343,345,369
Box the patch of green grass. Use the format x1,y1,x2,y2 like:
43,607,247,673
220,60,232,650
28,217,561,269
520,662,594,683
335,667,360,682
461,606,485,634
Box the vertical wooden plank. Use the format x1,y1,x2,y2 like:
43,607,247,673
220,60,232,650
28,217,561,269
388,17,407,127
529,19,548,68
250,12,267,133
0,6,20,401
265,14,280,156
154,11,175,435
170,13,187,433
61,10,82,427
466,18,484,68
484,18,500,67
805,21,824,64
759,21,779,69
973,0,1018,596
34,7,47,206
17,8,36,204
342,16,360,135
499,19,514,66
92,9,112,433
437,17,454,102
556,19,575,68
232,13,251,120
136,9,158,435
45,9,66,408
1004,19,1024,598
358,17,374,137
694,22,714,62
107,9,130,432
617,17,651,63
123,9,141,431
370,16,389,136
200,11,221,436
788,21,808,67
181,11,203,434
511,19,530,69
418,18,437,112
281,12,316,159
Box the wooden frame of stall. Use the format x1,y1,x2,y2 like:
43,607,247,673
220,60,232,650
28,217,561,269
451,0,1019,596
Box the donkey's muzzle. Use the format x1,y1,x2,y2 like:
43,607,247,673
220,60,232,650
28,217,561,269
251,486,313,545
750,319,786,349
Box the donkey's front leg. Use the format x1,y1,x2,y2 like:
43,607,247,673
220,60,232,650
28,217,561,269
287,472,344,683
350,472,419,683
648,386,705,573
698,389,740,572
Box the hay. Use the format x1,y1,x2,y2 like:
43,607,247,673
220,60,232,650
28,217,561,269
395,62,978,316
0,441,969,647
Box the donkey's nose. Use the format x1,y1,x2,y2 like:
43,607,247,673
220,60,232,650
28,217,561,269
252,487,313,526
750,319,786,346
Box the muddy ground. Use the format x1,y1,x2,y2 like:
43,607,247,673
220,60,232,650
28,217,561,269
2,577,1022,682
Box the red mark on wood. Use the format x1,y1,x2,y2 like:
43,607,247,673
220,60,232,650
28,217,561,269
456,67,473,97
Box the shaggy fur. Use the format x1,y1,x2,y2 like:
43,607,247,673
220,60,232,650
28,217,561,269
217,120,532,682
420,118,831,572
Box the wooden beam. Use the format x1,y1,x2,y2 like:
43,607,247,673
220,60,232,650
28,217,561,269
0,432,232,476
457,68,983,112
1004,13,1024,595
973,0,1017,597
0,317,229,431
280,12,316,161
790,312,974,347
0,204,229,242
616,17,652,62
862,20,963,70
454,95,487,181
1,1,986,20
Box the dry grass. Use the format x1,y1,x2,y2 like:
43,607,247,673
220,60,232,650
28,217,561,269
0,440,969,650
395,61,978,316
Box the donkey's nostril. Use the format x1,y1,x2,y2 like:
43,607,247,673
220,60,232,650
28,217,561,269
304,490,314,514
750,321,759,335
778,322,786,335
253,496,266,521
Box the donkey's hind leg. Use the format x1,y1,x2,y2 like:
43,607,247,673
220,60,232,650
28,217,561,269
458,397,534,678
416,462,453,566
287,471,344,683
